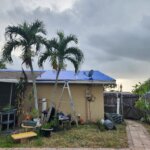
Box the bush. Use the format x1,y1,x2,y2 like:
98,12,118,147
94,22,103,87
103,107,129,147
96,120,105,131
135,98,150,123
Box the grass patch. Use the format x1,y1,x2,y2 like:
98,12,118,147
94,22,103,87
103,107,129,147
0,123,128,148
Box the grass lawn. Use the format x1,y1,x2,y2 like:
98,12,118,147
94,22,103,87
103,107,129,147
0,123,128,148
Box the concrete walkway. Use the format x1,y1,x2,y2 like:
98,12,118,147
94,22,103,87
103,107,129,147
126,120,150,150
0,120,150,150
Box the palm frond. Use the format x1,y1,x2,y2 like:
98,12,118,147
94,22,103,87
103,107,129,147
2,40,22,62
30,20,46,35
65,34,78,44
65,57,79,73
65,47,84,63
57,31,64,42
60,34,78,52
48,38,59,49
38,49,52,67
51,54,58,70
5,26,27,41
21,48,33,67
32,35,47,52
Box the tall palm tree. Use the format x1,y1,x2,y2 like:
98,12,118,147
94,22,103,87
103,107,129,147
38,31,84,117
2,20,46,112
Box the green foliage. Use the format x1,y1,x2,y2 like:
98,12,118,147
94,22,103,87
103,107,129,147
30,108,39,118
96,120,105,131
0,59,6,69
38,31,84,73
3,20,46,67
132,79,150,95
15,68,28,123
2,20,47,112
2,105,14,112
135,98,150,123
52,117,59,127
41,122,53,129
42,117,59,129
0,135,14,148
38,31,84,115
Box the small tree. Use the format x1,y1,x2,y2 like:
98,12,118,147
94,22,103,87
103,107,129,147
15,68,28,125
135,98,150,123
132,80,150,96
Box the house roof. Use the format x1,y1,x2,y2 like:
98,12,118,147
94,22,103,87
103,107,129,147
0,69,44,83
0,69,116,85
37,70,115,84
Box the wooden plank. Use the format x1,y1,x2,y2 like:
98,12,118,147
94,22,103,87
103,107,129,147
11,131,37,140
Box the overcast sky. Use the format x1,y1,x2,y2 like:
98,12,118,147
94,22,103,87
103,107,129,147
0,0,150,91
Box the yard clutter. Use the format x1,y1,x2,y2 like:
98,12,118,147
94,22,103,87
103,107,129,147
0,107,17,133
97,112,124,131
105,113,123,124
11,131,37,143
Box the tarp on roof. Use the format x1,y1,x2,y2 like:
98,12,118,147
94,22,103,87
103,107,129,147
37,70,115,82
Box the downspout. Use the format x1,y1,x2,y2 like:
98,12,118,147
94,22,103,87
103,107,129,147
116,92,120,114
9,83,13,106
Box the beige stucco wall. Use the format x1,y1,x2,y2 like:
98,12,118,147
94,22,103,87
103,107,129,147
24,83,104,122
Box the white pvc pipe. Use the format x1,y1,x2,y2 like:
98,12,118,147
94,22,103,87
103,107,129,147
116,93,120,114
9,83,13,106
42,98,47,111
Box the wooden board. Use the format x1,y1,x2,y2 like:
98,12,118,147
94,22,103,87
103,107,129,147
11,131,37,140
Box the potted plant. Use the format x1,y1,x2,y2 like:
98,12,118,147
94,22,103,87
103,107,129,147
2,105,16,112
40,122,53,137
30,108,41,126
51,117,60,131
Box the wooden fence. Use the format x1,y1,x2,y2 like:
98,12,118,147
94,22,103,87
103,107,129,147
104,92,141,120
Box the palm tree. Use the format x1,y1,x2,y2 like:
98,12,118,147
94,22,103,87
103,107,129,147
2,20,46,112
38,31,84,117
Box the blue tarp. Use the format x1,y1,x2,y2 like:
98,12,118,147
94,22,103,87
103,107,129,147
37,70,115,82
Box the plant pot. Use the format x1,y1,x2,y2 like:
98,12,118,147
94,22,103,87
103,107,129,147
33,118,41,126
22,120,37,127
53,126,62,132
40,128,53,137
24,114,32,120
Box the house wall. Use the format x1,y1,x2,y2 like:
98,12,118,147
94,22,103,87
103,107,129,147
24,83,104,122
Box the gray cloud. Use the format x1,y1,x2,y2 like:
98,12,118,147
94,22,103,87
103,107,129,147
1,0,150,91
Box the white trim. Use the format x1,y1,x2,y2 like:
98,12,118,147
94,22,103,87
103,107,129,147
0,79,19,83
36,80,116,85
0,78,116,85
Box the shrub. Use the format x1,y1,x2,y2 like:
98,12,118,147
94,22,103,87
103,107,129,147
135,98,150,123
96,120,105,131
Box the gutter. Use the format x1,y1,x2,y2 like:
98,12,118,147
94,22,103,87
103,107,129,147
0,79,116,85
36,80,116,85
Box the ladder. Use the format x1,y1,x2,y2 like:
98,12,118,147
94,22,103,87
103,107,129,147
57,81,78,126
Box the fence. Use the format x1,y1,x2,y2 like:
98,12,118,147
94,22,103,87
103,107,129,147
104,92,141,120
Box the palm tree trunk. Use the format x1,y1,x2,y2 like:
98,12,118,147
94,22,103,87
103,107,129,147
47,68,60,120
50,68,61,106
30,63,39,113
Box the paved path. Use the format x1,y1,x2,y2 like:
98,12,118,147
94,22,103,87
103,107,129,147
126,120,150,150
0,120,150,150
